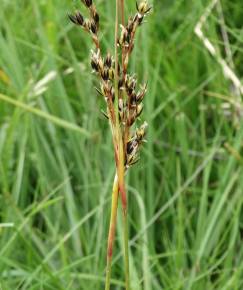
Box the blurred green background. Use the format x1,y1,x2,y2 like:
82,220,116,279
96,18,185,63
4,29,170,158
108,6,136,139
0,0,243,289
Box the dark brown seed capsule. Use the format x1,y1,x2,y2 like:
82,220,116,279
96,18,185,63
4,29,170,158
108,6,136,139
91,59,99,72
76,12,84,25
105,53,112,68
101,68,109,81
93,11,100,24
130,91,137,103
83,0,92,7
68,14,78,25
118,79,123,89
127,141,134,154
90,20,97,34
137,15,144,25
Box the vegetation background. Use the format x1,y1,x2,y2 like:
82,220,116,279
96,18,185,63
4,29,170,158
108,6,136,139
0,0,243,289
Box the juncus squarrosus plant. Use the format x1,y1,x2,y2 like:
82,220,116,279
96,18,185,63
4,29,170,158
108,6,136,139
69,1,151,289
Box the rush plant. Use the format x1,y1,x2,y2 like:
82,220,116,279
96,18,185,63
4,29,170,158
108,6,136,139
69,1,151,289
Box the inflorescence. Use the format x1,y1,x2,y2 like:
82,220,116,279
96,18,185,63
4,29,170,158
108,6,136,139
69,0,151,168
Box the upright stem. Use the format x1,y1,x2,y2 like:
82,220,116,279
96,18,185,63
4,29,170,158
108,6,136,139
105,174,119,290
117,137,130,290
114,0,120,128
116,1,130,289
120,0,125,26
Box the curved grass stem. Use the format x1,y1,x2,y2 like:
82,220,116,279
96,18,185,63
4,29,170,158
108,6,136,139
105,174,119,290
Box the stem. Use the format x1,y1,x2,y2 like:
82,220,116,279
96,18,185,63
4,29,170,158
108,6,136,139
118,137,130,290
114,1,130,289
105,174,119,290
120,0,125,26
122,206,130,290
114,0,120,128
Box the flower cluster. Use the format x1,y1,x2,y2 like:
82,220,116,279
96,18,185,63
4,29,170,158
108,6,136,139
69,0,151,168
68,0,100,48
119,1,152,72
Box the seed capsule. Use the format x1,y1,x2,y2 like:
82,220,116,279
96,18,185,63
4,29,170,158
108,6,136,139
93,11,100,24
105,53,112,68
130,91,137,104
127,140,138,155
101,68,109,81
91,58,99,72
68,12,84,26
90,20,97,34
118,79,123,89
76,12,84,25
83,0,92,7
91,50,102,73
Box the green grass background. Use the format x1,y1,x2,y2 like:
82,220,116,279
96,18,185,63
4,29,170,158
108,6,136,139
0,0,243,289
